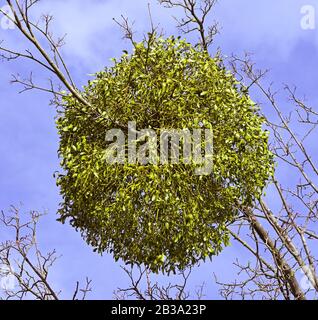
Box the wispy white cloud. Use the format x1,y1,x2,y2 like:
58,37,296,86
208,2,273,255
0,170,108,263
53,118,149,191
213,0,318,59
29,0,175,71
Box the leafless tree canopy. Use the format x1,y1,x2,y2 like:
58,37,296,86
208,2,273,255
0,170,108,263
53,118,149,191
0,207,92,300
159,0,219,50
216,55,318,300
1,0,317,300
114,266,206,300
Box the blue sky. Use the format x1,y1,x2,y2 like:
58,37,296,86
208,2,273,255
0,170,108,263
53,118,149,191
1,0,318,299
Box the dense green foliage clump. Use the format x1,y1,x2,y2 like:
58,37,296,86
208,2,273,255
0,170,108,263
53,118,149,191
56,35,274,273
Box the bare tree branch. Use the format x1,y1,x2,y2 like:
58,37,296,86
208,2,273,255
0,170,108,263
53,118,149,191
0,207,92,300
158,0,219,50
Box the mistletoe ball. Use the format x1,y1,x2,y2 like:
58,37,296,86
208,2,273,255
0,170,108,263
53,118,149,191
56,36,273,273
